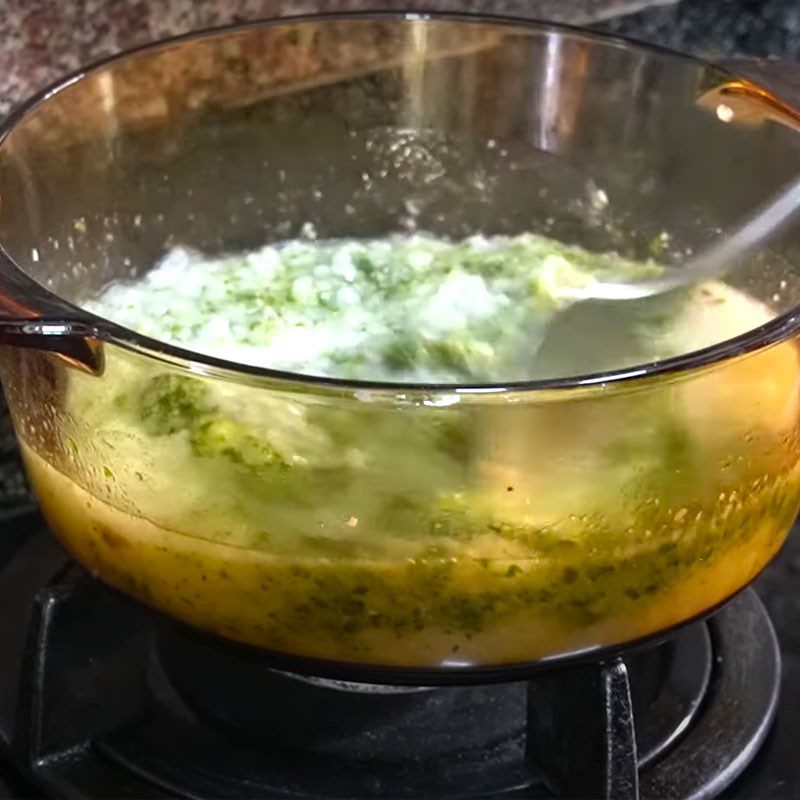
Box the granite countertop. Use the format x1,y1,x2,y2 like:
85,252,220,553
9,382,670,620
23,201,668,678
598,0,800,60
5,0,800,120
0,0,681,119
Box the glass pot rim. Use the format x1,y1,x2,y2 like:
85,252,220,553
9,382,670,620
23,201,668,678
2,9,800,397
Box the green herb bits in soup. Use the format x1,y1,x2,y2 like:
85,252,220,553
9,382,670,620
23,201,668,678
86,232,668,382
20,231,800,667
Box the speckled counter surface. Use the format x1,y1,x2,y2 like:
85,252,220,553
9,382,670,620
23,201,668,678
598,0,800,60
6,0,800,120
0,0,679,118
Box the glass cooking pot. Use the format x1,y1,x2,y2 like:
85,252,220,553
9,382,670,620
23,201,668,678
1,12,800,681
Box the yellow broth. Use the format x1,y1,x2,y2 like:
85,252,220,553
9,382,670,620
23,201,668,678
13,281,800,667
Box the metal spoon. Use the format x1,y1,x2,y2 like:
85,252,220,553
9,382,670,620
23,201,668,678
556,171,800,303
528,173,800,379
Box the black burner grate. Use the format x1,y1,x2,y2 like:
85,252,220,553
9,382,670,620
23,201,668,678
0,513,782,800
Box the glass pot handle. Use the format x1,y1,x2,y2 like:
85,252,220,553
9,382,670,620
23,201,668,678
700,58,800,134
0,250,103,374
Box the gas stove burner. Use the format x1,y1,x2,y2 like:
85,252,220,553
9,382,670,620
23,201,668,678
276,672,437,694
0,515,783,799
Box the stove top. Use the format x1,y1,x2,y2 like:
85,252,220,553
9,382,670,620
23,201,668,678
0,477,797,798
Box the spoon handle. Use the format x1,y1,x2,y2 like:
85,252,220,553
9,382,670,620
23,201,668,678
586,172,800,301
